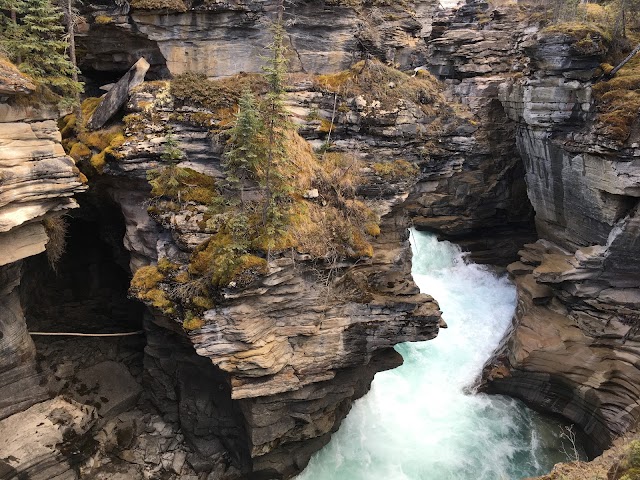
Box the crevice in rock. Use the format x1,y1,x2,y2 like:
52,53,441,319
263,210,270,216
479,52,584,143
18,191,148,417
21,192,144,334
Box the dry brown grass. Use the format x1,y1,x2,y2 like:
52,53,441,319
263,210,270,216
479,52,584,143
170,72,268,112
43,216,68,272
0,56,35,93
315,59,445,115
129,0,187,11
532,434,640,480
593,52,640,142
543,22,612,43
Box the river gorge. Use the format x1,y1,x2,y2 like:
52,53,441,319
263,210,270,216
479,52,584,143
0,0,639,479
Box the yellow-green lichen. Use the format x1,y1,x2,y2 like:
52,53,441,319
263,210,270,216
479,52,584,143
593,53,640,142
148,167,217,204
189,232,268,288
69,142,90,161
371,159,419,179
130,265,163,291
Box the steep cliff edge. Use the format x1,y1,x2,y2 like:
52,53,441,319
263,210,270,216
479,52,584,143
77,0,438,80
479,11,640,457
66,60,457,477
408,0,536,264
0,60,86,421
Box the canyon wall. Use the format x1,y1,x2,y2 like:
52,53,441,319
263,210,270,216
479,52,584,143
78,0,438,79
448,1,640,458
2,0,638,477
0,62,86,421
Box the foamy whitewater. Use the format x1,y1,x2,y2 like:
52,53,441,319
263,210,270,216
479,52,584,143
297,230,582,480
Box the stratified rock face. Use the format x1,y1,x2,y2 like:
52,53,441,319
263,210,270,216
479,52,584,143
406,0,536,264
86,62,448,477
481,15,640,456
78,0,437,79
0,66,86,421
0,397,98,480
0,262,48,420
0,119,85,264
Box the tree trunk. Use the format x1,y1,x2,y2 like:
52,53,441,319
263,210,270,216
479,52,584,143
609,43,640,77
65,0,82,121
11,9,21,65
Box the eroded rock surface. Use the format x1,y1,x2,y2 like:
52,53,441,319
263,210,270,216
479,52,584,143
478,3,640,457
0,64,86,421
78,0,438,79
407,0,536,264
0,397,98,480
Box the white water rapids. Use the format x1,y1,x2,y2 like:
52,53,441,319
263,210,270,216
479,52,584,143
297,230,583,480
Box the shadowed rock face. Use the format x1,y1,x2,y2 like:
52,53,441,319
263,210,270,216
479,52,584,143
477,5,640,457
77,0,437,80
406,0,537,265
0,67,86,421
0,262,48,420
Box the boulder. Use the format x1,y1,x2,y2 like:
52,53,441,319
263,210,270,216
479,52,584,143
87,57,150,130
0,397,98,480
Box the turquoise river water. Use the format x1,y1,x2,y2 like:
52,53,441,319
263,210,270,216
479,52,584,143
297,230,584,480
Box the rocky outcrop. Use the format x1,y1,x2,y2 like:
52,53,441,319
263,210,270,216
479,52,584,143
0,397,98,480
406,0,536,264
88,69,447,477
480,9,640,457
78,0,438,80
0,65,86,421
0,118,86,266
87,57,150,130
0,262,48,420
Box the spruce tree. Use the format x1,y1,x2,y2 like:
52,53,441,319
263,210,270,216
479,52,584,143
0,0,23,59
148,133,190,203
260,2,291,236
223,89,264,204
11,0,80,100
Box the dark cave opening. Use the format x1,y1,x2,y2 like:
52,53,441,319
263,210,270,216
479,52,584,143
21,193,144,334
20,192,147,398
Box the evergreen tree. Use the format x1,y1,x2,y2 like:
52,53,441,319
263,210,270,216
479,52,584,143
0,0,23,59
1,0,81,101
61,0,81,116
260,2,291,236
148,133,190,203
223,89,264,204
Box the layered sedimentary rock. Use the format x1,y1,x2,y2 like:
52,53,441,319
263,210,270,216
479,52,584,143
0,64,86,420
405,0,536,264
83,70,449,476
0,397,98,480
78,0,437,79
479,7,640,456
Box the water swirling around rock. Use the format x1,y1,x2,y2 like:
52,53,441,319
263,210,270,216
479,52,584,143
297,230,584,480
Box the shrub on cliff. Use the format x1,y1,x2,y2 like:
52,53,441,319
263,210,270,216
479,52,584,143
315,59,445,116
130,11,388,333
